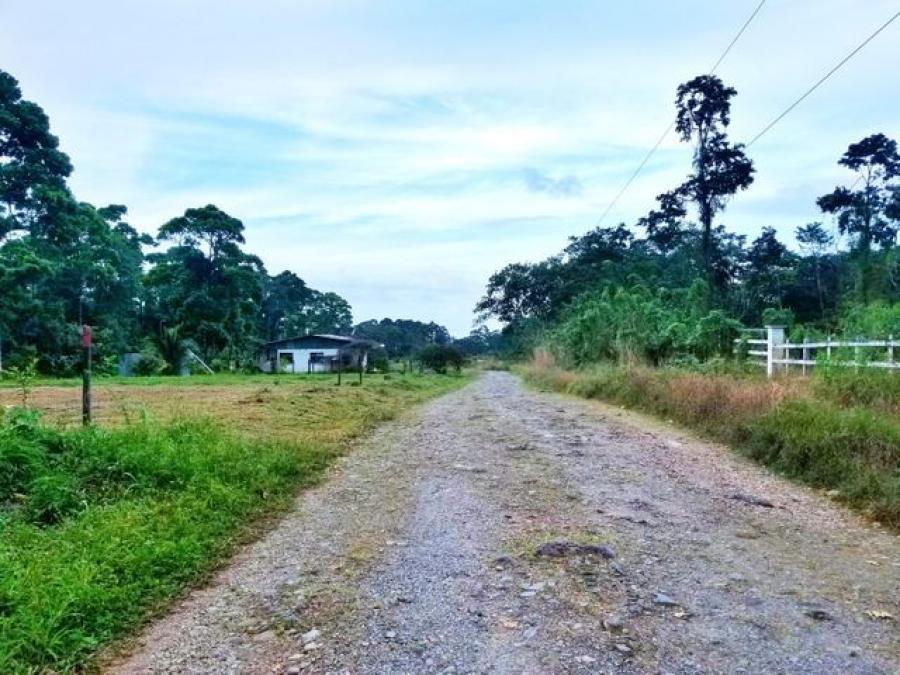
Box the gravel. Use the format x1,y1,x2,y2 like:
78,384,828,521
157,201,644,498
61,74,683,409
106,372,900,674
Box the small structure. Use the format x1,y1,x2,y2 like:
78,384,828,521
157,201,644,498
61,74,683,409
258,334,380,374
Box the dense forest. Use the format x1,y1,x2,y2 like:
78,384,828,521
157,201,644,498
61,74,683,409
0,69,497,375
477,75,900,366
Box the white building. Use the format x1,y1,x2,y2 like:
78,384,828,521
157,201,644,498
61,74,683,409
258,334,380,373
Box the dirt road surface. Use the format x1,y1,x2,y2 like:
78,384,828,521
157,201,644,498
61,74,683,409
107,372,899,674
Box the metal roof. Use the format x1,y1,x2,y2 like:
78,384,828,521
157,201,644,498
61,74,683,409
262,334,382,348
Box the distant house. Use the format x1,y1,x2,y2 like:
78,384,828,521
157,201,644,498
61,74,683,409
258,334,381,374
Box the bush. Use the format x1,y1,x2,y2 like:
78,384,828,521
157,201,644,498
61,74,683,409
551,285,745,366
419,345,465,374
132,346,167,376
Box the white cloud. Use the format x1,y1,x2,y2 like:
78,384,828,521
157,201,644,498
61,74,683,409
1,0,898,334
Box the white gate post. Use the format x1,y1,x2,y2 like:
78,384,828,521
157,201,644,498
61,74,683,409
802,335,809,376
766,325,785,379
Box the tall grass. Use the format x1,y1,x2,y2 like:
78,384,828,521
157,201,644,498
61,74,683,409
521,356,900,528
0,412,330,673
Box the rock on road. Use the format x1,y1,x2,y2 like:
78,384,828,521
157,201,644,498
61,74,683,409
107,372,899,674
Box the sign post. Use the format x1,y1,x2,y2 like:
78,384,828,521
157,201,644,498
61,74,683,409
82,325,92,425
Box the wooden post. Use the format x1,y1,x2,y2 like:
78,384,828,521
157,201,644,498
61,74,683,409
889,335,895,371
766,325,785,379
826,335,832,362
336,349,342,386
81,325,92,426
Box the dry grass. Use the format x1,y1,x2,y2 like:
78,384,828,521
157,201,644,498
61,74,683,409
520,356,900,528
663,373,804,430
0,374,465,447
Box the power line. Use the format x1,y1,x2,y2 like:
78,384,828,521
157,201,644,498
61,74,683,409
747,9,900,147
708,0,767,74
594,0,767,228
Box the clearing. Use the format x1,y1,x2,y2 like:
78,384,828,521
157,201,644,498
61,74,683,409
104,371,898,674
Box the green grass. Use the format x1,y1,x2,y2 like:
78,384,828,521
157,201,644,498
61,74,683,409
0,371,369,389
0,372,471,674
520,361,900,529
812,365,900,414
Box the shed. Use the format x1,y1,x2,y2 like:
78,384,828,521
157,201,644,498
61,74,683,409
258,334,381,374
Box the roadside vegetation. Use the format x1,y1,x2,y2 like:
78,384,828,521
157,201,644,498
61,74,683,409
475,76,900,530
0,372,469,674
522,354,899,529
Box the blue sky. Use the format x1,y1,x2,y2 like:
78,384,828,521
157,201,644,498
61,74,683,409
1,1,898,334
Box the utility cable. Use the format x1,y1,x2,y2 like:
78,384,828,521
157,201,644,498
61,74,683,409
747,8,900,147
594,0,767,227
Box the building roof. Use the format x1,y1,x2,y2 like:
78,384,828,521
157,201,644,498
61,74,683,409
262,334,382,348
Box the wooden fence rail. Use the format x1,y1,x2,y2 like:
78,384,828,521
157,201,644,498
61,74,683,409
736,325,899,377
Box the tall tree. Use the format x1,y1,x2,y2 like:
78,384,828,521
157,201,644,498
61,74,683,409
281,290,353,336
146,205,265,364
796,222,834,320
641,75,754,293
261,271,312,341
740,227,795,322
0,70,73,241
817,133,900,302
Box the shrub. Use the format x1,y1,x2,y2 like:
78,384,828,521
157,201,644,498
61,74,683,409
813,366,900,414
419,345,465,374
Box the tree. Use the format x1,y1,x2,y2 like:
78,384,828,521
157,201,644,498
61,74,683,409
281,290,353,336
146,205,264,363
475,258,566,324
157,204,245,262
641,75,754,293
453,326,505,356
353,318,451,357
817,133,900,302
261,271,312,341
0,69,73,241
419,344,465,374
739,227,796,322
796,222,834,320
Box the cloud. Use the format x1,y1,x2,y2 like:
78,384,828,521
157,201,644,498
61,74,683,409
522,168,583,197
1,0,897,335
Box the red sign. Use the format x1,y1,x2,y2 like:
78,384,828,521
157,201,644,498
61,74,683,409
81,325,92,348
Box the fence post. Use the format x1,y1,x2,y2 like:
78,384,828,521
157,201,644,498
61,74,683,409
82,325,92,426
826,335,832,362
889,335,895,370
802,335,809,376
766,325,785,379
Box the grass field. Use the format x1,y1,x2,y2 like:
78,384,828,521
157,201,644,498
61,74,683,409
521,357,900,530
0,372,470,674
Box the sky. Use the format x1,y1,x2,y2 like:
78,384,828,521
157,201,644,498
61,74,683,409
1,1,898,335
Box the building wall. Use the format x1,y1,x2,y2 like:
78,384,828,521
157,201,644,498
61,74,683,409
257,337,371,373
275,347,340,373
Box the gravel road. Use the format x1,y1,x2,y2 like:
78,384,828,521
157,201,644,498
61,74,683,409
107,372,899,674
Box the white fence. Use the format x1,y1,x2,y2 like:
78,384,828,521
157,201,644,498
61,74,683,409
738,326,899,378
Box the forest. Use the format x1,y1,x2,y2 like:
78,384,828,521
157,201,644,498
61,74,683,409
477,75,900,365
